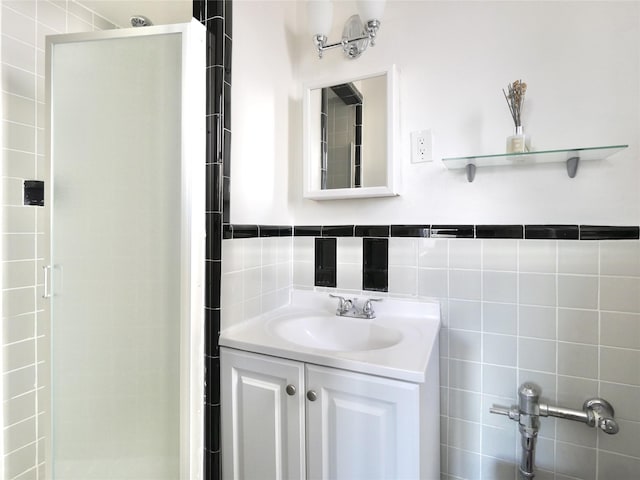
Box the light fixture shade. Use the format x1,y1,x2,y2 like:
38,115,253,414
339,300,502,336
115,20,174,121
356,0,385,22
307,0,333,36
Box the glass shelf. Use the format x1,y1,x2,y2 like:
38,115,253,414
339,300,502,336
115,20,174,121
442,144,628,182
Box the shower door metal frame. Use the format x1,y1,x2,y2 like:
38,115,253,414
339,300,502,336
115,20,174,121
44,20,206,480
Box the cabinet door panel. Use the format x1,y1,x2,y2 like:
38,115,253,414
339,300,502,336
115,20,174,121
221,348,305,480
306,365,420,480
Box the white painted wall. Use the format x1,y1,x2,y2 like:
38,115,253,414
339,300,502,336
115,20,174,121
230,0,299,224
232,0,639,226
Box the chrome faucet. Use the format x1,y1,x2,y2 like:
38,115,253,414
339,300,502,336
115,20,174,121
329,294,382,319
491,383,619,480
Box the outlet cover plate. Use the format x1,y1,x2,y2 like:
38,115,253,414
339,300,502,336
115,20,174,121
411,129,432,163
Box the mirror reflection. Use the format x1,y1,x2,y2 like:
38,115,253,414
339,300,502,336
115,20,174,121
310,73,388,190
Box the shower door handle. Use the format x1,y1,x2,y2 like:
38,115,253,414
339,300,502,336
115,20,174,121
43,265,52,298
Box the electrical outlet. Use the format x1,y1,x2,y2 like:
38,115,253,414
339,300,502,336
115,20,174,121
411,129,432,163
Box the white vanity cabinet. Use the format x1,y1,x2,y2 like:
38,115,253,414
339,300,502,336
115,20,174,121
221,347,421,480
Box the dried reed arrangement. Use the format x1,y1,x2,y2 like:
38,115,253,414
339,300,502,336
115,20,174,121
503,80,527,128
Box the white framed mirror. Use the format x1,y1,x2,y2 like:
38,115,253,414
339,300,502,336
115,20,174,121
303,65,400,200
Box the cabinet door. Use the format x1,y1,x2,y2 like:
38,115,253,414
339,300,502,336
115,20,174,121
221,348,305,480
306,365,420,480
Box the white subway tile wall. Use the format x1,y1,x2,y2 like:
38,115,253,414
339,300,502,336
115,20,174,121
221,237,292,330
1,2,116,478
284,237,640,479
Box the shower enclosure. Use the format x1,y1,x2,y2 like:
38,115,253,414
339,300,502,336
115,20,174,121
44,21,205,479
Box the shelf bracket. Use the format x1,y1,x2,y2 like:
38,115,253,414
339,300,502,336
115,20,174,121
566,156,580,178
465,164,476,182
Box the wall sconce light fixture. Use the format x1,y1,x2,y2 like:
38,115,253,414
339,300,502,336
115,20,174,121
307,0,386,59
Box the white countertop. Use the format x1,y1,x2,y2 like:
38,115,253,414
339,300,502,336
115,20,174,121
219,289,441,383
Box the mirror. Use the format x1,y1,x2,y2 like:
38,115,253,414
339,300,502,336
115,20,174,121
303,66,399,200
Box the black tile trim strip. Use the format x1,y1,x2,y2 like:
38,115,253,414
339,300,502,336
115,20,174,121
391,225,430,237
476,225,523,239
226,224,640,240
355,225,390,237
322,225,355,237
231,224,258,238
294,226,322,236
580,225,640,240
525,225,579,240
259,225,293,237
431,225,475,238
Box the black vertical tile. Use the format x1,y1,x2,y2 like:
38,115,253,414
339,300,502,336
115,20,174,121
355,105,362,125
224,0,233,38
206,213,222,261
204,403,221,452
222,176,230,224
193,1,206,21
208,0,224,18
205,451,221,480
205,309,221,360
363,238,388,292
206,164,223,213
205,354,221,404
223,82,231,130
206,18,224,65
315,238,337,288
224,36,232,84
223,129,231,175
207,114,223,164
206,31,216,67
207,67,224,115
205,260,221,309
203,2,227,478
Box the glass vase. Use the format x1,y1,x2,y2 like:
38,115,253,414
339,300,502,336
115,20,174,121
506,125,530,153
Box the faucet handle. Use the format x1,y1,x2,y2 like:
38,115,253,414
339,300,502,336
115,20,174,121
329,294,352,314
362,297,382,318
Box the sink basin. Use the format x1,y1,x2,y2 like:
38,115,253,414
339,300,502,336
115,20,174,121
219,289,440,382
268,314,403,352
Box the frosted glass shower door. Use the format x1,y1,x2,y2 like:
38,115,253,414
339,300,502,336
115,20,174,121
46,22,205,480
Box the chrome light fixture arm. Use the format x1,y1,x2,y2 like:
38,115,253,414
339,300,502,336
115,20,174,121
313,15,381,59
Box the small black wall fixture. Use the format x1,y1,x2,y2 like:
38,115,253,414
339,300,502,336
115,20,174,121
24,180,44,206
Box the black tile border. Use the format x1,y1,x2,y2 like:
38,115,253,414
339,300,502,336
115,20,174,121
224,224,640,241
525,225,579,240
580,225,640,240
431,225,475,238
294,226,322,236
322,225,355,237
259,225,293,237
391,225,430,237
355,225,390,237
476,225,523,239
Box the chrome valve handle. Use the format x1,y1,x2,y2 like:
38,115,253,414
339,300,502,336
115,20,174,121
329,294,352,315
